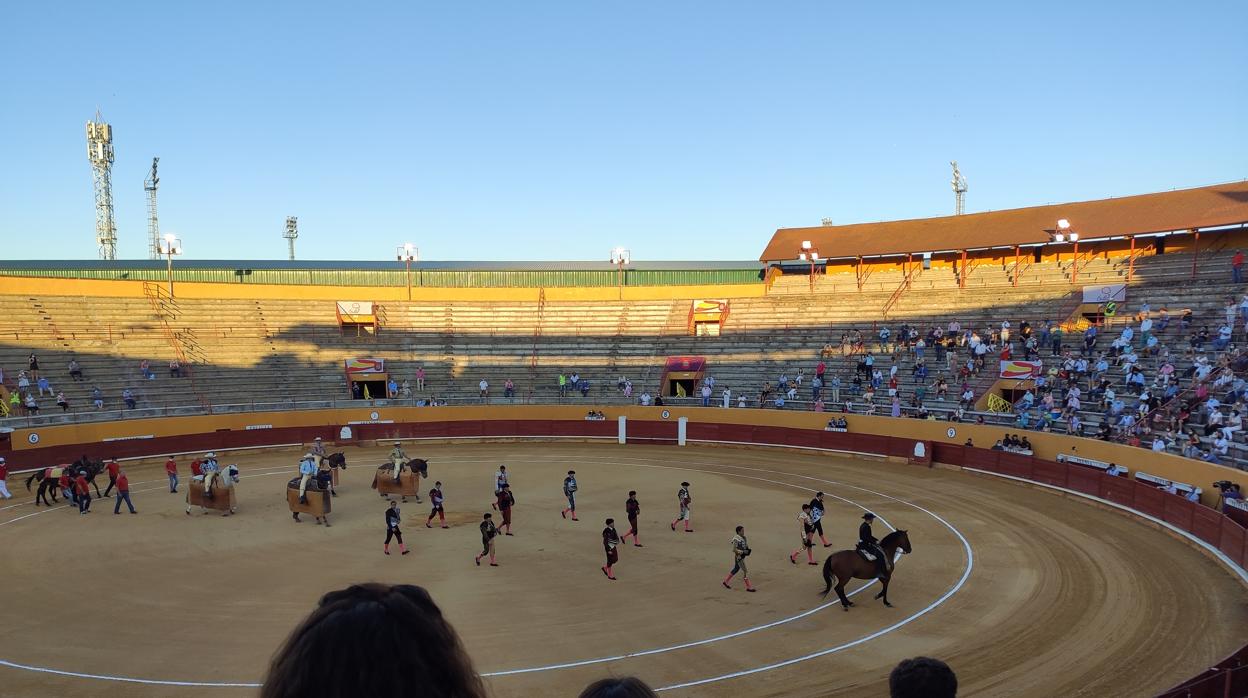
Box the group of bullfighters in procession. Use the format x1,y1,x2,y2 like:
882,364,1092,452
14,435,901,597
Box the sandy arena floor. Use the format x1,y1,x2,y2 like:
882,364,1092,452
1,442,1245,697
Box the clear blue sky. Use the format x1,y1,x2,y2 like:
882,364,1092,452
1,1,1244,262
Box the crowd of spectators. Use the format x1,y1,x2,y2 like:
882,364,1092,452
0,352,185,418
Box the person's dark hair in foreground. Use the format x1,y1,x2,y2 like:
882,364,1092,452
262,583,486,698
578,676,660,698
889,656,957,698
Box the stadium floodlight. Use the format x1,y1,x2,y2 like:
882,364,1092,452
1053,233,1065,243
1056,219,1071,231
797,241,820,293
611,247,631,296
1069,232,1079,242
158,233,183,297
397,243,418,300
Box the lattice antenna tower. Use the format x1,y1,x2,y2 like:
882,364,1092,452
951,160,968,216
283,216,299,260
86,112,118,259
144,157,161,259
821,218,834,226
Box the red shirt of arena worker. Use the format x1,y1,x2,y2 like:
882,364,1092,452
106,459,120,479
165,457,177,476
190,459,203,477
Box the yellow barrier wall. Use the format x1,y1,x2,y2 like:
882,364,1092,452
10,405,1245,501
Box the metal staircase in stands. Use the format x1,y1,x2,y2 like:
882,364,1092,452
142,282,211,410
527,288,546,402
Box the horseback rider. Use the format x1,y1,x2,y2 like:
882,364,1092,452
311,437,328,459
201,452,221,498
856,512,887,579
389,441,408,483
297,453,318,504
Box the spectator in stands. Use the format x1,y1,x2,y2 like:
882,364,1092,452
558,372,568,397
889,656,957,698
579,378,590,397
28,352,39,379
639,391,651,406
17,372,30,392
56,391,69,412
1220,484,1244,512
701,383,712,407
387,378,398,398
504,379,515,399
68,358,83,381
139,359,155,380
169,359,182,378
401,380,412,398
92,386,104,409
478,379,489,400
262,583,486,698
36,375,51,396
1106,463,1125,477
416,366,426,391
122,388,136,410
23,393,38,415
578,677,659,698
622,380,632,398
1235,250,1245,284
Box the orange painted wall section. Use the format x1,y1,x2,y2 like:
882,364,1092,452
11,405,1246,499
0,276,766,302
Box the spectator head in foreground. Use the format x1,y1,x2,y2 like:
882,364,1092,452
262,583,485,698
578,676,660,698
890,656,957,698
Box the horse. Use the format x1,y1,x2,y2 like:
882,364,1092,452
287,474,332,526
819,529,912,611
69,457,107,498
320,452,347,495
370,459,426,502
25,467,63,506
185,465,240,516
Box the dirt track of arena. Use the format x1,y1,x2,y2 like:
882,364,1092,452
2,442,1245,697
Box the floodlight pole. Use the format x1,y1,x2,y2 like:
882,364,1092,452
159,234,182,297
397,244,418,301
610,248,631,299
799,241,820,294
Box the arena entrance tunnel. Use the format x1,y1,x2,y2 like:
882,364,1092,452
2,404,1248,696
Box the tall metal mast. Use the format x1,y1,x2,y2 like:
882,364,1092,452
951,160,968,216
86,112,118,259
283,216,299,260
145,158,161,259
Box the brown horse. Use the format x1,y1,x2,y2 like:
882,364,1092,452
820,529,912,611
287,476,332,526
370,459,427,502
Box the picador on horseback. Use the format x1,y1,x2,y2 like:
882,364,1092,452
856,512,888,579
389,442,407,483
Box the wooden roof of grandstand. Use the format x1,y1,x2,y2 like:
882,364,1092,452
759,181,1248,262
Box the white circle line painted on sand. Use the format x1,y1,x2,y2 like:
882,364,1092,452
0,451,972,691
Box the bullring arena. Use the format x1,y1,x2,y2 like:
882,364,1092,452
5,183,1248,696
3,432,1246,698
